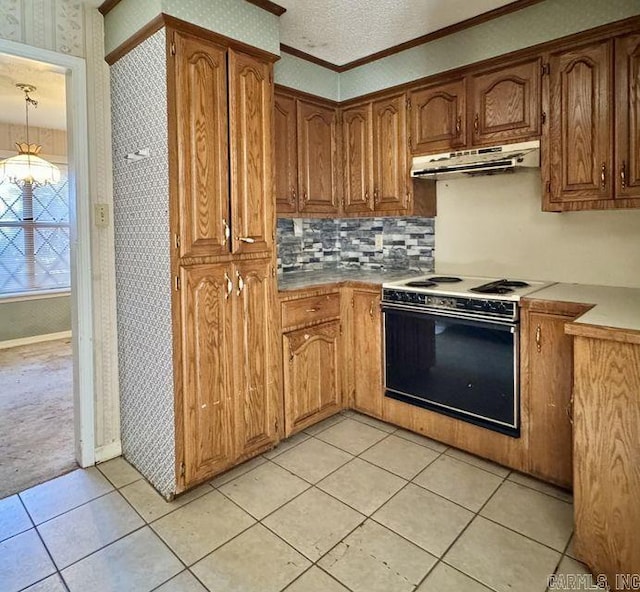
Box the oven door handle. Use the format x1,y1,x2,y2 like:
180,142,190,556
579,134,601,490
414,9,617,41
381,303,517,332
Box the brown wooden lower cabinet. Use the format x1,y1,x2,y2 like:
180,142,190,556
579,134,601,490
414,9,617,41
520,299,591,488
351,288,383,417
178,259,280,490
280,289,344,436
567,330,640,591
283,320,343,435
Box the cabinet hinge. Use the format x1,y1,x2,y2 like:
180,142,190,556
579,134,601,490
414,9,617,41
541,111,546,125
546,180,551,193
175,276,181,291
542,63,550,76
179,461,185,478
274,416,279,432
351,296,355,308
174,234,180,249
170,41,176,56
271,266,275,278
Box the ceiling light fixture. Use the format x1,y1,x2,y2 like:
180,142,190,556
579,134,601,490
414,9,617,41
0,83,61,187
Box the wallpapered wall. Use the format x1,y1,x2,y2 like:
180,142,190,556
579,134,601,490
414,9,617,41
104,0,280,57
274,53,340,101
0,0,121,460
110,29,176,498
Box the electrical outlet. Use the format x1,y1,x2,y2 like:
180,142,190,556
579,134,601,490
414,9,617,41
293,218,303,237
94,203,109,228
375,234,383,249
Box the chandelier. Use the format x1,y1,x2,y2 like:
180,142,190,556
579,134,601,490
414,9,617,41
0,83,61,187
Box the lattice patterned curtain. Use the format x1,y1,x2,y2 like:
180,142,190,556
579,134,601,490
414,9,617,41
0,165,70,295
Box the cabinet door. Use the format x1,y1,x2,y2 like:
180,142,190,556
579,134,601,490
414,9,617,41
233,259,279,457
548,41,613,204
372,94,409,212
173,32,230,259
274,93,298,213
342,104,374,214
283,320,342,436
409,78,466,154
615,33,640,200
470,58,541,146
228,50,273,255
527,311,574,488
179,264,234,486
297,100,340,214
352,290,383,417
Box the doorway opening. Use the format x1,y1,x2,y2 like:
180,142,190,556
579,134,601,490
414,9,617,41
0,40,95,498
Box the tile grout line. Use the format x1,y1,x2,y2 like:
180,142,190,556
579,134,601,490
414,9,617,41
409,465,513,592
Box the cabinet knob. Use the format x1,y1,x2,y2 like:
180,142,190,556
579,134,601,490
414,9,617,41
456,115,462,136
222,218,230,245
373,188,380,204
535,325,542,353
236,236,255,244
306,308,318,313
601,162,606,189
566,392,574,425
236,270,244,295
291,186,297,202
224,272,232,299
621,161,627,189
474,114,479,134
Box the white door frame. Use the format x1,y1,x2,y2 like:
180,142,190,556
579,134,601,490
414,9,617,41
0,38,96,467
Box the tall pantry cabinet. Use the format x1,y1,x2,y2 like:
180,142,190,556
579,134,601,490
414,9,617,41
110,20,280,498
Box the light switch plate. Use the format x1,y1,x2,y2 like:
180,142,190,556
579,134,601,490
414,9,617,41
293,219,303,237
375,234,383,249
94,203,109,228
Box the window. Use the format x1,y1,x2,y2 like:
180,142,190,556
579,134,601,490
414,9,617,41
0,164,70,296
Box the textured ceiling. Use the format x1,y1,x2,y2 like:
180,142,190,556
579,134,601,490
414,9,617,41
278,0,520,66
0,54,67,131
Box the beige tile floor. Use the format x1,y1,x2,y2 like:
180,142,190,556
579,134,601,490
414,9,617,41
0,411,602,592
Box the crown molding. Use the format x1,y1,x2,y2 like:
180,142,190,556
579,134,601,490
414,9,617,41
281,0,546,72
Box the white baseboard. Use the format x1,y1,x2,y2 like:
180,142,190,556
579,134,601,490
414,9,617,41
0,330,72,350
94,440,123,464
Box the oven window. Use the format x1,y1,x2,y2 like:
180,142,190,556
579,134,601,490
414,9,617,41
384,308,518,435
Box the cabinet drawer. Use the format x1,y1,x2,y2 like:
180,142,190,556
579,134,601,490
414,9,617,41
282,292,340,330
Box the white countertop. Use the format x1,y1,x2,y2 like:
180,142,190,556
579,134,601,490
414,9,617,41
526,283,640,333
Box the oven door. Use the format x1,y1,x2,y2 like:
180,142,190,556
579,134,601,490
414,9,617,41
383,304,519,437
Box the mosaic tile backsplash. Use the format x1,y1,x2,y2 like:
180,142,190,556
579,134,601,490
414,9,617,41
277,217,435,273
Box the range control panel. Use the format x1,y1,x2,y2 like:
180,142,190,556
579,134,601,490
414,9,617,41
382,289,518,321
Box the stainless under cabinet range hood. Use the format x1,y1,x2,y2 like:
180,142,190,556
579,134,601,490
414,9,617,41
411,140,540,180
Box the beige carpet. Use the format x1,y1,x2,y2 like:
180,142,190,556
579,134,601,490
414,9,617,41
0,338,77,499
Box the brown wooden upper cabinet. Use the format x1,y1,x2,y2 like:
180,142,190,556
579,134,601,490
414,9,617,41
615,32,640,201
172,31,273,258
470,58,541,146
372,93,410,212
173,32,229,259
546,40,613,208
274,93,298,213
545,34,640,211
228,50,274,255
273,91,340,216
409,78,466,154
342,103,374,214
409,59,540,155
297,100,340,214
